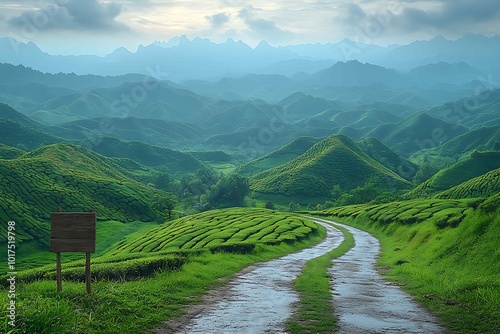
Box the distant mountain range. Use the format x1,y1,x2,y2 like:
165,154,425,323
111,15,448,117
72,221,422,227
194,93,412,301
1,34,500,81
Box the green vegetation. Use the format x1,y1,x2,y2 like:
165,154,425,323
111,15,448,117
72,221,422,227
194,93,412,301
286,224,355,334
0,143,24,159
251,134,410,200
92,137,206,173
318,195,500,333
357,137,418,180
437,168,500,199
368,113,467,156
0,143,165,247
238,137,318,176
407,151,500,198
410,125,500,166
112,208,318,255
0,208,324,334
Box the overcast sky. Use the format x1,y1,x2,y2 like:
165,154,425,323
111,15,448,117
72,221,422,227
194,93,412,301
1,0,499,55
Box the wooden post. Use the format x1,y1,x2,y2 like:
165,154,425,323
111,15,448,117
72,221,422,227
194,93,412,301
85,252,91,295
56,252,62,292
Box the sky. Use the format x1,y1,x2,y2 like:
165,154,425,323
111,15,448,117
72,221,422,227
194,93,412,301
0,0,499,55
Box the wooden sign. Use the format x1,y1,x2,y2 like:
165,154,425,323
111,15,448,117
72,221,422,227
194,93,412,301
50,212,96,252
50,209,96,294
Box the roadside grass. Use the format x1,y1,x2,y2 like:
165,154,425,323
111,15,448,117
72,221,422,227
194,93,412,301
0,209,326,334
286,223,355,334
320,199,500,333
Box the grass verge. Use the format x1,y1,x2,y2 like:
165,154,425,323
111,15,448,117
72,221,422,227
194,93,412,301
286,223,355,334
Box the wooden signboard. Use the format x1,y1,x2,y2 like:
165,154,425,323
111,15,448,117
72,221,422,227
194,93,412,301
50,209,96,294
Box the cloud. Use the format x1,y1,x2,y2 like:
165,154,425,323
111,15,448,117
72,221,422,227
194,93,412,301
394,0,500,29
7,0,130,32
237,6,294,42
205,12,230,28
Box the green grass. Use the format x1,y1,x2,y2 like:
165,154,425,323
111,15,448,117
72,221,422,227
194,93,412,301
319,197,500,333
286,223,355,334
0,208,325,333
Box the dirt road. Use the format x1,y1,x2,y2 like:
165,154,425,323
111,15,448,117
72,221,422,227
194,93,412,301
315,218,445,333
159,218,445,333
158,221,344,334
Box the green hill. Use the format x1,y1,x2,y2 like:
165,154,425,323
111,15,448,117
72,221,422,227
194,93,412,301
0,144,165,247
91,137,206,173
368,113,468,156
407,151,500,198
436,168,500,199
59,116,207,146
410,125,500,164
0,143,24,159
357,137,418,180
425,89,500,128
250,134,410,199
238,136,318,176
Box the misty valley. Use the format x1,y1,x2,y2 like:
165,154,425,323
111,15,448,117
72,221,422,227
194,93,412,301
0,32,499,334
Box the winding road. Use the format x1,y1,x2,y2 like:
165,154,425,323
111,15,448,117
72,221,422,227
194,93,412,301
159,218,445,333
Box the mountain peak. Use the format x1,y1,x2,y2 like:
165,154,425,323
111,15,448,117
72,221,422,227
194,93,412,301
256,40,271,49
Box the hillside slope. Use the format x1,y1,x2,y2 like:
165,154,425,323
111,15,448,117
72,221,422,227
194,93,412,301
436,168,500,199
251,134,410,198
0,144,165,246
368,113,467,156
238,136,318,176
407,151,500,198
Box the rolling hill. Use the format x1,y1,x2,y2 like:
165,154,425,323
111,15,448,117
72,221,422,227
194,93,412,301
410,125,500,164
0,144,166,247
368,113,468,156
356,137,418,180
238,137,319,176
436,168,500,200
303,60,410,87
250,134,410,199
406,151,500,198
90,137,206,173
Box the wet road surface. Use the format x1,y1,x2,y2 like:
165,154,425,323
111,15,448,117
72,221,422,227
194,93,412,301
169,221,344,334
313,218,445,334
162,217,446,333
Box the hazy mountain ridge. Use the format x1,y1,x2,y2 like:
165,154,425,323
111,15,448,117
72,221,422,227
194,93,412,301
3,34,499,80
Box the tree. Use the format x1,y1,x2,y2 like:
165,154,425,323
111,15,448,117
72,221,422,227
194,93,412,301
265,201,275,210
207,174,249,208
288,201,300,212
153,195,176,221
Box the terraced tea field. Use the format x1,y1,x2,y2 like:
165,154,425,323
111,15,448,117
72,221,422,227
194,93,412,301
3,208,320,287
436,168,500,199
112,208,319,255
324,198,471,228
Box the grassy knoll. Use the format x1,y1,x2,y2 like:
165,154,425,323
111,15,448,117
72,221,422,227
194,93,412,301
318,197,500,333
250,134,410,199
0,208,324,334
286,224,355,334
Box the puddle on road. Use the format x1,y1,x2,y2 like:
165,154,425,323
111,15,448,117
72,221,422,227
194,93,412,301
172,222,344,334
319,219,445,334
